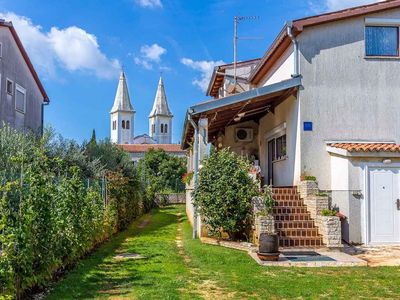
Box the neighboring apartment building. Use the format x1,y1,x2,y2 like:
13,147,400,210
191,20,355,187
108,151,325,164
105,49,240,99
182,0,400,245
0,20,49,133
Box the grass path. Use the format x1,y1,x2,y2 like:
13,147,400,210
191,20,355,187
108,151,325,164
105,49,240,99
46,205,400,299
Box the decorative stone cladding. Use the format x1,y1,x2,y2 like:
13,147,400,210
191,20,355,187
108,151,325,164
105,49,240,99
253,215,275,246
252,197,275,245
298,181,342,248
315,216,342,248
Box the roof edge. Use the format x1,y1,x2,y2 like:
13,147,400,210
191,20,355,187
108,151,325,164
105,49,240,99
1,21,49,102
249,0,400,85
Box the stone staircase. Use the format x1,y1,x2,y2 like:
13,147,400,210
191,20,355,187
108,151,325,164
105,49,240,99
272,187,324,248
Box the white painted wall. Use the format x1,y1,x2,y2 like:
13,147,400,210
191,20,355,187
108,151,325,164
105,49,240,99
299,8,400,190
110,111,134,144
220,120,259,159
258,95,300,187
260,46,294,87
149,115,172,144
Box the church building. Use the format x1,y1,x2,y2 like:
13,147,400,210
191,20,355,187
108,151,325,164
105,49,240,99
110,71,185,162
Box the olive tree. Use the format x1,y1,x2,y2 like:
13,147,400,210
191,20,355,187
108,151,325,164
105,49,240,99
193,148,258,239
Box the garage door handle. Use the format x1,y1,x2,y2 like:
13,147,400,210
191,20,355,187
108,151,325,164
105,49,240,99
397,199,400,210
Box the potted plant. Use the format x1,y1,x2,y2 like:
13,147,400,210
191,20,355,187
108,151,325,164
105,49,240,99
256,186,280,261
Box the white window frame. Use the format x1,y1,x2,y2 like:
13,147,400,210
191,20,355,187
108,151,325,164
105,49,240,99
364,18,400,58
265,122,288,163
6,78,13,95
15,84,26,114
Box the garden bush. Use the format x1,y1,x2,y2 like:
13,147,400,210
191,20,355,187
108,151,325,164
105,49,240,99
193,148,258,239
0,125,144,299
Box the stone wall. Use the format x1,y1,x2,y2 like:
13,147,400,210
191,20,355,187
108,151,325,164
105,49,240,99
253,215,275,246
299,180,342,248
316,216,342,248
304,196,329,220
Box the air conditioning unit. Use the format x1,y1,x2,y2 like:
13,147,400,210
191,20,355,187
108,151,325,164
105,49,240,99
235,128,253,142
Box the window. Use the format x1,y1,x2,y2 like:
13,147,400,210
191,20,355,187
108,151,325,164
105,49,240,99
152,124,155,134
366,26,399,57
15,84,26,113
161,124,164,133
112,120,116,130
122,120,125,129
164,124,168,133
276,135,287,160
268,134,287,162
6,79,13,95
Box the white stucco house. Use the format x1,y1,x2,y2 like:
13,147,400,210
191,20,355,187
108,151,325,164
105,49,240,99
182,0,400,246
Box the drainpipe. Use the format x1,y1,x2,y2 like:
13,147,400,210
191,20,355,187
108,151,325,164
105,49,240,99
41,101,49,136
287,21,300,77
188,111,199,239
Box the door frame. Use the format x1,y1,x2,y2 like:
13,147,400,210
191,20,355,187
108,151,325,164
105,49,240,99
265,122,286,186
362,163,400,245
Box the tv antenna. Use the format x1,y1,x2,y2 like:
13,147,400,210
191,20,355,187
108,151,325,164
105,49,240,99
233,16,262,87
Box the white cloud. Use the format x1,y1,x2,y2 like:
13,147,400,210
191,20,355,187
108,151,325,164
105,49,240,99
310,0,383,12
326,0,383,11
140,43,166,62
181,58,225,92
0,12,120,79
134,57,153,70
134,43,166,70
135,0,162,8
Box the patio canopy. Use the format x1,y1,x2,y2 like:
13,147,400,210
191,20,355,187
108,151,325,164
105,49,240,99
181,77,302,149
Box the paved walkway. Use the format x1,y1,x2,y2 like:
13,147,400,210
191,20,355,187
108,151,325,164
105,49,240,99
344,245,400,266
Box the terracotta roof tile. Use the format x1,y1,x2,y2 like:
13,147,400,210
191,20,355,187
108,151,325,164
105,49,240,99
119,144,185,153
328,143,400,153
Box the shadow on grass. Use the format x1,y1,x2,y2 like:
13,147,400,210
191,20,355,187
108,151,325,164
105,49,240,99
46,207,183,300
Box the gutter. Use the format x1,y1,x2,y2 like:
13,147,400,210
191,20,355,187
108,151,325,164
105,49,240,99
187,111,199,239
41,101,50,136
286,21,300,77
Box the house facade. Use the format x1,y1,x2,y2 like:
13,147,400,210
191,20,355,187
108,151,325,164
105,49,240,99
0,20,49,133
182,1,400,245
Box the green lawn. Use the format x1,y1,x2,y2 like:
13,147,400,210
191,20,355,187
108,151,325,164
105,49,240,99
46,205,400,299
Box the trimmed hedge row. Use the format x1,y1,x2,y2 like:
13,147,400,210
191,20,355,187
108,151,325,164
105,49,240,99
0,126,146,299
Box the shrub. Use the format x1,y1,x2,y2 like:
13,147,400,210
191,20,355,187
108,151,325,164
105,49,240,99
193,149,258,239
137,149,186,210
321,209,337,217
258,185,276,216
0,125,144,298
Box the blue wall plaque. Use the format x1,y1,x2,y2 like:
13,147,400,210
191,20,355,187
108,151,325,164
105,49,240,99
303,122,313,131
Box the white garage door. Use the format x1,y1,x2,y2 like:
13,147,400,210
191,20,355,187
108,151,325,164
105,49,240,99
369,167,400,244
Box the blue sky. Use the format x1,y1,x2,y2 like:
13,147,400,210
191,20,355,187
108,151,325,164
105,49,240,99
1,0,380,143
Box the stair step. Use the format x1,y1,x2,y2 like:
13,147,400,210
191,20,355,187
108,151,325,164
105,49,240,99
273,207,309,214
273,195,301,201
279,237,323,248
272,188,298,195
271,186,324,248
274,214,313,221
275,220,316,229
279,228,320,238
274,201,305,208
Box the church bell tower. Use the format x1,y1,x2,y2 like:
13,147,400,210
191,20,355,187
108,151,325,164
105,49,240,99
110,71,135,144
149,76,173,144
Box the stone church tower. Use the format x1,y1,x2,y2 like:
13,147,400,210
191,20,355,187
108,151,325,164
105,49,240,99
110,71,135,144
149,77,173,144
